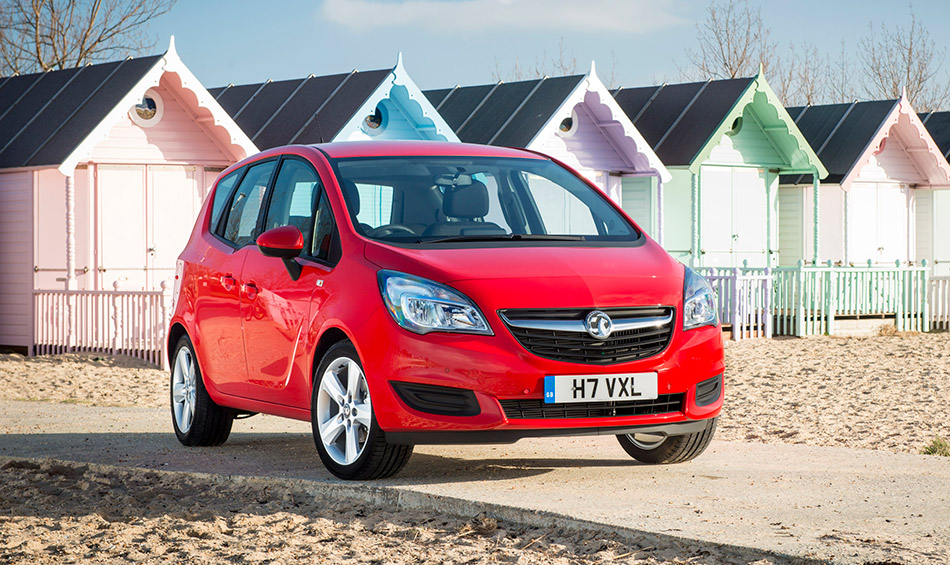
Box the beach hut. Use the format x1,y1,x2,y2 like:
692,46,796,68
918,111,950,276
782,96,950,273
613,71,826,268
423,63,671,240
209,54,457,149
0,38,255,353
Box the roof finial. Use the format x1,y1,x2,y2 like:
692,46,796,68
901,84,907,99
394,51,405,73
758,62,764,77
590,59,597,76
168,35,177,57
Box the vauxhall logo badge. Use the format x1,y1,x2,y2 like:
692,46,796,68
585,310,613,340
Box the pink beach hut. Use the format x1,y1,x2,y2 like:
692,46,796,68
781,94,950,271
0,39,256,358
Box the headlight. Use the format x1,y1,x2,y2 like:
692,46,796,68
683,267,717,331
378,270,492,335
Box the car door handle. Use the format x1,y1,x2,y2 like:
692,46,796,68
244,282,259,300
221,275,236,291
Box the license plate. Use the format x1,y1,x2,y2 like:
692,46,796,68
543,373,658,404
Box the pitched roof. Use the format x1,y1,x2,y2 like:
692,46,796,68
919,111,950,160
612,78,754,165
784,100,897,184
423,75,586,147
0,55,162,169
209,69,392,148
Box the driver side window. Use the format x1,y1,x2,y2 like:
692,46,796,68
264,158,321,252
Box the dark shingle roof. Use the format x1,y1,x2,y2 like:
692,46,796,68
0,55,162,169
920,111,950,159
612,77,754,165
209,69,391,148
422,75,585,147
782,100,896,184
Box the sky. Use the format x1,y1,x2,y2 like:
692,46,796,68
147,0,950,91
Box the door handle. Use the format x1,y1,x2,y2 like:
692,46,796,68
244,282,259,300
221,274,236,291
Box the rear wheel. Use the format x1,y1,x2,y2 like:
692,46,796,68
311,341,413,480
617,417,718,464
170,335,234,446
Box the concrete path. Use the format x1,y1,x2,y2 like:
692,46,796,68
1,399,947,563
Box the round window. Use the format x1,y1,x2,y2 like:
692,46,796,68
361,105,387,136
129,89,164,128
726,116,743,136
555,109,579,138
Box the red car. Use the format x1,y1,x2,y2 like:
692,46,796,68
168,141,723,480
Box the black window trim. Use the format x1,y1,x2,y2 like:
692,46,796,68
211,157,280,251
321,153,645,249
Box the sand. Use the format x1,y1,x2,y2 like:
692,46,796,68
2,332,948,454
717,332,950,454
1,334,947,563
0,459,781,564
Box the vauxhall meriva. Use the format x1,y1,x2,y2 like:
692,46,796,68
168,141,724,480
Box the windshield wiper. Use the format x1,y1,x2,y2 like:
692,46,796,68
421,234,587,244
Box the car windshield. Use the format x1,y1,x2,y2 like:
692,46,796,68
332,156,639,247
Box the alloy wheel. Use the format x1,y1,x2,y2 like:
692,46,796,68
316,357,373,466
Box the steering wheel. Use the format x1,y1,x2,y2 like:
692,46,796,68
368,224,416,237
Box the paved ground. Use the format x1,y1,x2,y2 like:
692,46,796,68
1,399,948,564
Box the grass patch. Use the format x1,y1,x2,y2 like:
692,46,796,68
922,436,950,457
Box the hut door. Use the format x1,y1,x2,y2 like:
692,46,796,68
731,168,768,268
98,165,147,290
699,167,734,267
147,166,199,289
849,182,909,265
934,190,950,276
620,177,654,236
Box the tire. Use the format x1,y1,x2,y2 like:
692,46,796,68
617,417,718,464
170,335,234,446
311,341,413,480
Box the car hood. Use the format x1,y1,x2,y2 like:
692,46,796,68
363,241,685,310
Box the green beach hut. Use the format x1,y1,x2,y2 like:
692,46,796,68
613,71,826,268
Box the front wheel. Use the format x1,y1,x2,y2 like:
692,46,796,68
617,417,718,464
311,341,413,480
170,335,234,446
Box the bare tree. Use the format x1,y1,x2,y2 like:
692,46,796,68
682,0,777,81
858,6,950,111
0,0,176,76
492,37,578,82
825,40,859,104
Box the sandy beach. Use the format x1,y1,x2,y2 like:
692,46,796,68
1,332,947,563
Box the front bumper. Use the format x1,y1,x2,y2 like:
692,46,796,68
354,308,724,436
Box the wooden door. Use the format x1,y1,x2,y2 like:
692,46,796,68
876,182,908,264
933,189,950,276
147,165,200,289
732,167,768,267
620,177,653,237
98,165,147,290
699,166,734,267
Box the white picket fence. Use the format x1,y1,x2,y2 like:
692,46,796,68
702,268,772,340
698,262,946,339
33,281,173,368
931,276,950,331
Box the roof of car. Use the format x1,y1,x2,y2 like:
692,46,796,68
312,140,548,160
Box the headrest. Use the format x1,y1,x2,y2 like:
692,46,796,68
443,181,489,219
340,179,360,215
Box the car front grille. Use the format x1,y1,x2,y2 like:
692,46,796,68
498,307,675,365
499,393,684,419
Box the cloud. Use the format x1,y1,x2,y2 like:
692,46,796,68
321,0,686,34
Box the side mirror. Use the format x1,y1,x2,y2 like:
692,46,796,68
256,226,304,280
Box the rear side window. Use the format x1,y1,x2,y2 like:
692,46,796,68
219,160,276,247
263,159,322,252
210,169,241,230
